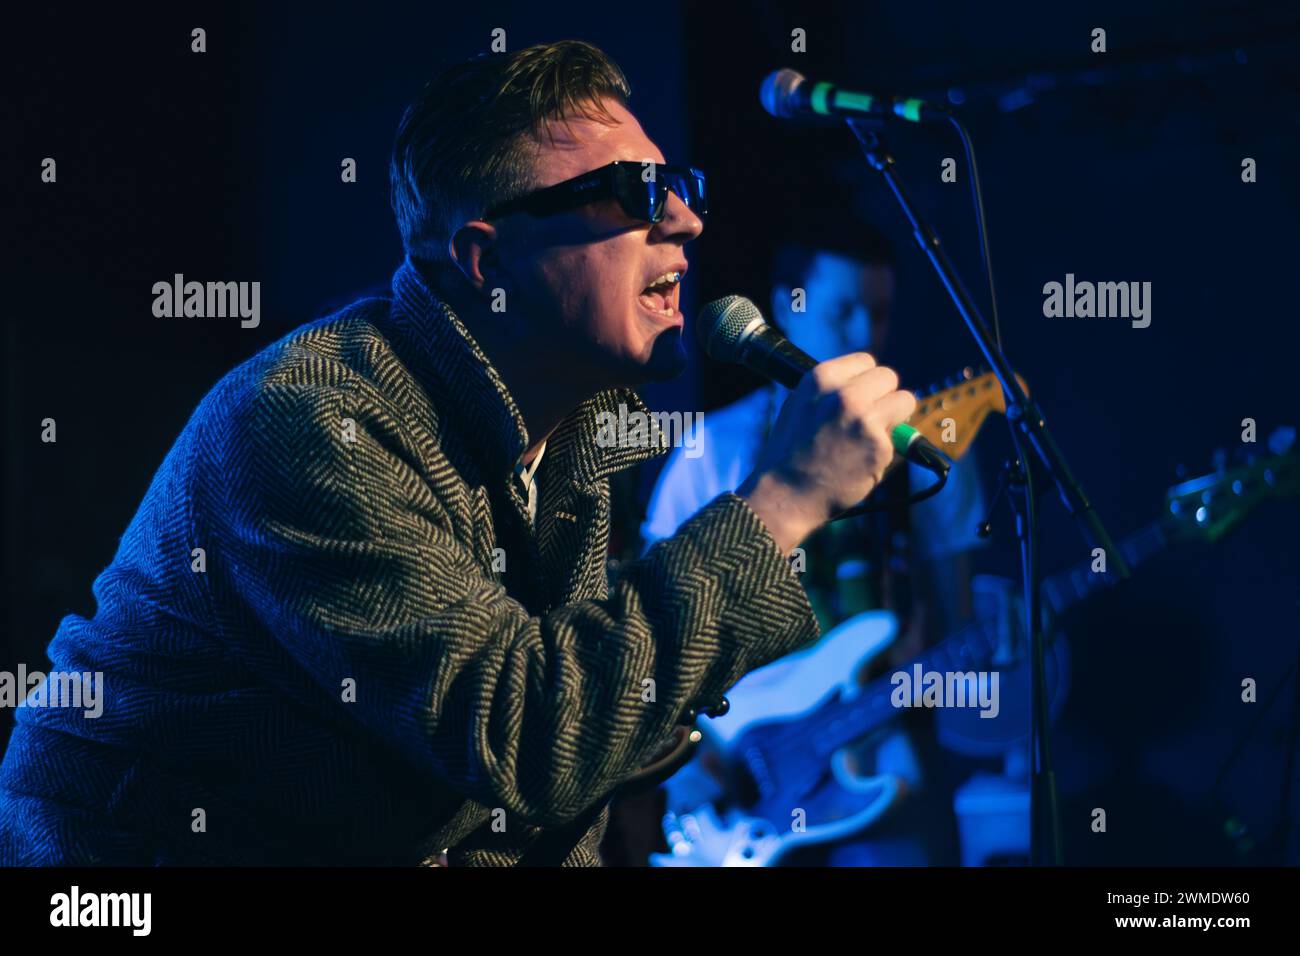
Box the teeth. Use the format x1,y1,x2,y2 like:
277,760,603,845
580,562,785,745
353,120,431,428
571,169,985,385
639,271,680,317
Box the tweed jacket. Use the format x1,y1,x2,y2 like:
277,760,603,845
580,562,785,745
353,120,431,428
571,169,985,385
0,259,820,866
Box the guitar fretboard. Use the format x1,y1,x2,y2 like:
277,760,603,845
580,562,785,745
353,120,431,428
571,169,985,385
1040,522,1167,614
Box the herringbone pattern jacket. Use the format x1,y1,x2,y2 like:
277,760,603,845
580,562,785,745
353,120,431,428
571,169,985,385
0,260,819,865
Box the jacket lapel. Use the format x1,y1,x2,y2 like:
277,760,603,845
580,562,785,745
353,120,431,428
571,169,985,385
381,259,669,606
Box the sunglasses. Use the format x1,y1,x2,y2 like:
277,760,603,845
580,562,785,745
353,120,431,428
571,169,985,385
484,161,707,225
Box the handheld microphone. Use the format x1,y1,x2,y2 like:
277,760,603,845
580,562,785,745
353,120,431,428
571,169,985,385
696,295,950,476
760,68,948,124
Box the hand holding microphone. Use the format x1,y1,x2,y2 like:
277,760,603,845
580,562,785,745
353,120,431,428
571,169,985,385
738,352,916,552
697,295,941,552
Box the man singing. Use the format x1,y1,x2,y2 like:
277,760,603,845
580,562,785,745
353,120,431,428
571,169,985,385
0,40,916,866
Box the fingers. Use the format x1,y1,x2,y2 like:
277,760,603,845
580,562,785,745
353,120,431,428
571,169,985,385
756,351,919,529
871,387,918,430
849,364,899,399
837,365,913,426
807,352,877,393
809,350,917,438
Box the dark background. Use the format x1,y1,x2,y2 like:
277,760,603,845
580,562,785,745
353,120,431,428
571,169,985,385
6,0,1299,865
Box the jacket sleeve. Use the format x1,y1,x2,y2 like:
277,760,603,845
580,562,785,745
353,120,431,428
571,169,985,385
202,378,819,829
640,441,715,548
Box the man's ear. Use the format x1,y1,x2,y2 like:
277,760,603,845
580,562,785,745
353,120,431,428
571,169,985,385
447,220,501,294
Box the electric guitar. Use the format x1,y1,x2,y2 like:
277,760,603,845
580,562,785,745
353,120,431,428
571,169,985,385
649,430,1298,865
618,366,1027,794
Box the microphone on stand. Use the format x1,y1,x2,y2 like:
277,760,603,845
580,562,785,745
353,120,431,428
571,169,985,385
760,68,949,124
695,294,950,479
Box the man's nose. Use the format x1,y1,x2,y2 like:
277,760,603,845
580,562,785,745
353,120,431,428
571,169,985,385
652,190,704,243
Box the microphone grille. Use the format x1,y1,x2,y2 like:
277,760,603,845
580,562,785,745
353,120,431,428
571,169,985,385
696,295,765,362
760,68,806,119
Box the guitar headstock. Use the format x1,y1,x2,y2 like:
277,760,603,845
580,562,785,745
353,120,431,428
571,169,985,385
909,366,1030,462
1163,427,1298,544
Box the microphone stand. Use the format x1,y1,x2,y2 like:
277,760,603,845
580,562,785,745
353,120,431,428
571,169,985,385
846,117,1130,866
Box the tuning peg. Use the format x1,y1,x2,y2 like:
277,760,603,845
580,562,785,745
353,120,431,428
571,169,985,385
962,366,975,380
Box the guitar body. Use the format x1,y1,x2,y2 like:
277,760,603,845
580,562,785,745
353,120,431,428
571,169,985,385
703,610,899,748
652,611,907,866
654,764,901,867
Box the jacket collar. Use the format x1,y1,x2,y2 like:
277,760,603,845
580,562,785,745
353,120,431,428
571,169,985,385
384,257,668,487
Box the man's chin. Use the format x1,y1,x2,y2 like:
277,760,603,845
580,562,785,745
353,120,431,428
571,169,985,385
639,326,689,383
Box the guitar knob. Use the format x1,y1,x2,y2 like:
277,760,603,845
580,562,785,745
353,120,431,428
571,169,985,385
683,696,729,724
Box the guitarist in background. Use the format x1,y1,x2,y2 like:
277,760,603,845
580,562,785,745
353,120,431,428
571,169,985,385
639,219,987,866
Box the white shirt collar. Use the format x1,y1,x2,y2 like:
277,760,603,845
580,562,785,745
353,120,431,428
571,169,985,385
515,440,546,491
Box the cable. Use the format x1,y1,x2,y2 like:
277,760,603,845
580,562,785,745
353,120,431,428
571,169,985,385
831,466,949,520
948,113,1003,350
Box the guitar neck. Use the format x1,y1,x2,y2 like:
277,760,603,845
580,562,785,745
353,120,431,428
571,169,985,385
1040,521,1167,616
804,522,1167,760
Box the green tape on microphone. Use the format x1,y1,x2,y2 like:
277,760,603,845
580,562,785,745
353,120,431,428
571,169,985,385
891,422,922,456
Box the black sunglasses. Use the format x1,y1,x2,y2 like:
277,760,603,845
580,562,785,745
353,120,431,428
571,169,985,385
484,161,707,224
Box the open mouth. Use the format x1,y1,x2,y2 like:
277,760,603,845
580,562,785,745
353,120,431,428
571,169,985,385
637,270,683,318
